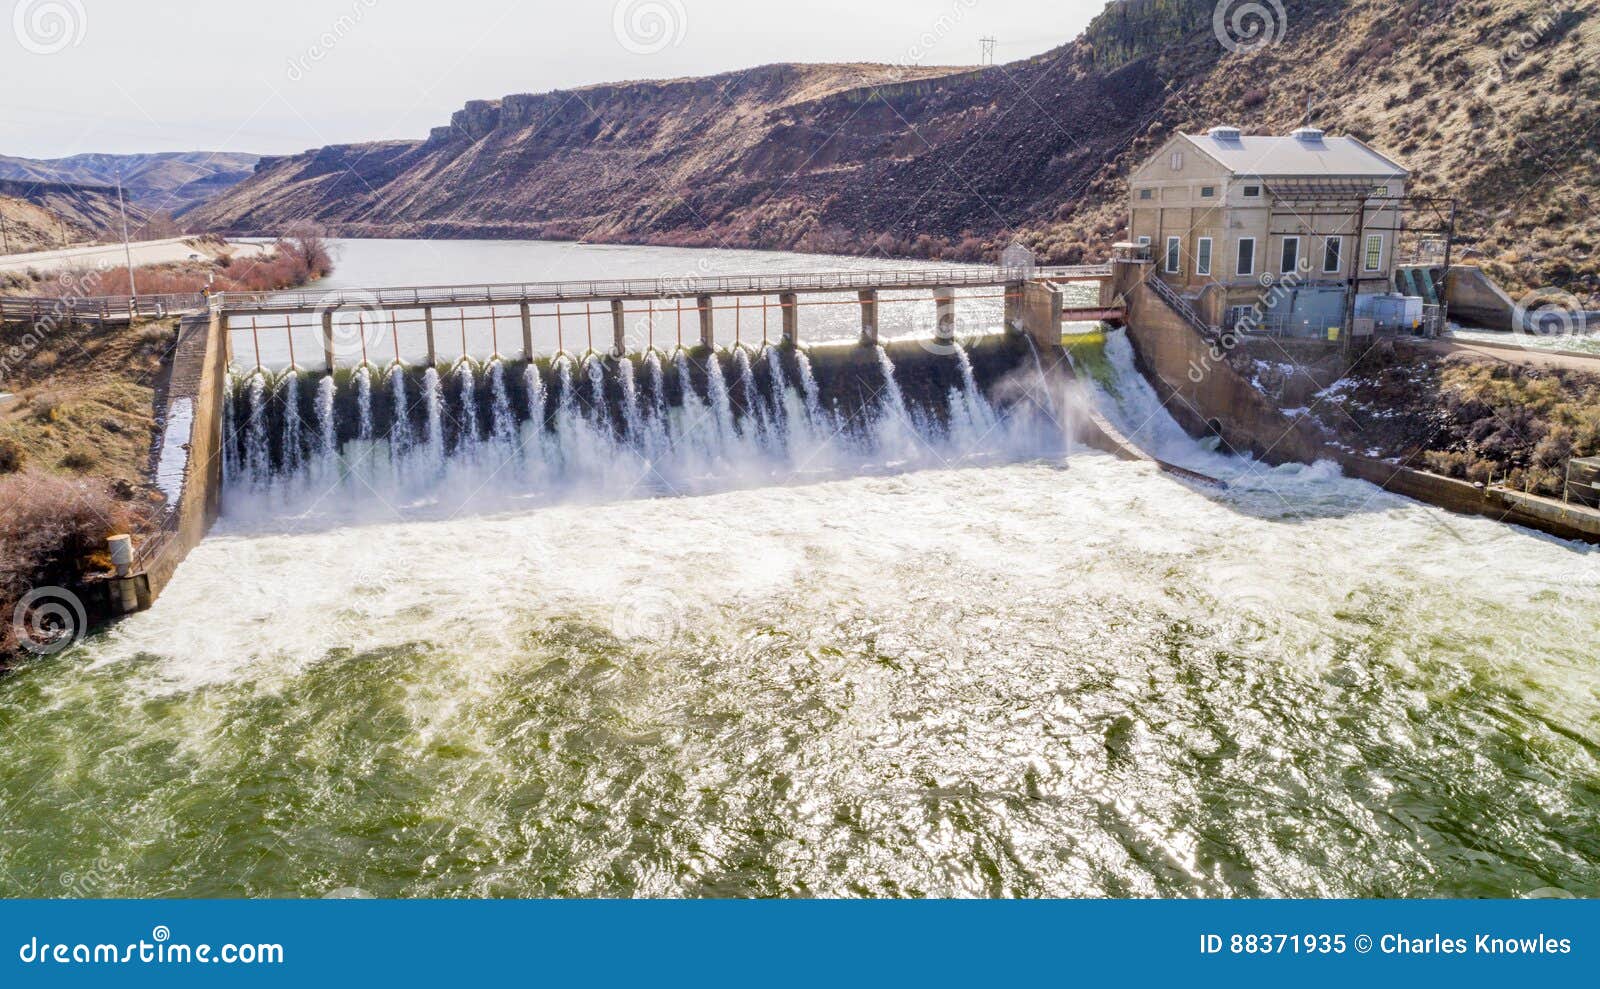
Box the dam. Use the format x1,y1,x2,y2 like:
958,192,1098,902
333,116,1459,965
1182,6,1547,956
2,240,1597,900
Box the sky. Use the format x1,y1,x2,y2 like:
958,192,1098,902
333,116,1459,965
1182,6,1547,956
3,0,1105,159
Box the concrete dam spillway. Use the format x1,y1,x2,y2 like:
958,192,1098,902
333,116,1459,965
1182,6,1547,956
7,242,1600,899
221,336,1062,509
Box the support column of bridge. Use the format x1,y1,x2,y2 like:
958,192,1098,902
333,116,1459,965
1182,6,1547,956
1004,280,1025,335
696,295,714,349
320,311,336,372
934,287,956,343
520,302,533,359
610,300,626,357
859,290,879,346
780,292,798,345
424,307,437,366
1016,280,1063,352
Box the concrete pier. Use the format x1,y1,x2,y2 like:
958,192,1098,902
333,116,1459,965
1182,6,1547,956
610,300,626,356
520,302,533,358
780,292,799,345
934,287,956,343
697,295,715,349
859,290,879,345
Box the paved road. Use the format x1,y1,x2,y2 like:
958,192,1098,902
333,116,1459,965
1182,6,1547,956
0,237,269,276
1420,336,1600,372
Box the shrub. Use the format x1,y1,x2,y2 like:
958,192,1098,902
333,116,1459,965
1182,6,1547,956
0,471,146,656
0,437,25,474
59,446,98,472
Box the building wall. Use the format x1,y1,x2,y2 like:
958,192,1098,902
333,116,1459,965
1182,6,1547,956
1129,135,1405,322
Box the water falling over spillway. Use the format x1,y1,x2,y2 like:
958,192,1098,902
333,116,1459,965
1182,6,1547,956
222,338,1060,515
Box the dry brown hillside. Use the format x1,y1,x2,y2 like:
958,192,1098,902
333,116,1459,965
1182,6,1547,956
191,0,1597,302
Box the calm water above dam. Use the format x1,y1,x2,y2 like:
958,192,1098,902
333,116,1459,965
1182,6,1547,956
3,241,1599,899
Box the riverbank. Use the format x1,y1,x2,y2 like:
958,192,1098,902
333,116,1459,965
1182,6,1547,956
0,315,175,659
0,233,330,298
1269,339,1600,500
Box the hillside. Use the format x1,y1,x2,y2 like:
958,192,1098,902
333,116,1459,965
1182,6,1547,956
191,0,1598,301
0,151,259,216
0,179,150,253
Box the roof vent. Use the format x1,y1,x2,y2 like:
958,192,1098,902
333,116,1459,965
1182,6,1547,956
1291,126,1326,143
1207,125,1242,141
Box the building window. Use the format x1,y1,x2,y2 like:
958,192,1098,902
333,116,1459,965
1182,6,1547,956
1197,237,1213,276
1323,236,1343,273
1243,185,1261,197
1165,236,1182,274
1365,235,1384,272
1281,236,1301,274
1201,186,1216,198
1236,237,1256,276
1170,150,1184,170
1136,235,1151,246
1139,188,1153,200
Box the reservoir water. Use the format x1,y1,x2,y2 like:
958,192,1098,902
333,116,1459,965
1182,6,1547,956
2,240,1598,898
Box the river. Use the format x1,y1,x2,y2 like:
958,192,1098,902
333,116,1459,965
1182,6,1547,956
2,240,1597,899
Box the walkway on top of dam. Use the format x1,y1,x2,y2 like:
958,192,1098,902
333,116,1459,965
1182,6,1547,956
212,263,1114,316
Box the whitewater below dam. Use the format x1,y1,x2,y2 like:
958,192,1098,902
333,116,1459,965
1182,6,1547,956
1,241,1598,899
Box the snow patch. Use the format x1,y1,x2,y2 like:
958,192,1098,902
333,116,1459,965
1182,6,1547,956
155,398,194,508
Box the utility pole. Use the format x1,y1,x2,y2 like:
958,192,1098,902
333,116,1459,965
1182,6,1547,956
115,171,136,304
980,37,996,66
0,212,10,255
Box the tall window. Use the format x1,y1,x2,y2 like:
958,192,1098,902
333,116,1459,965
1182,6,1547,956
1236,237,1256,276
1170,150,1184,171
1323,237,1343,273
1365,235,1384,272
1197,237,1214,276
1165,236,1182,275
1281,236,1300,274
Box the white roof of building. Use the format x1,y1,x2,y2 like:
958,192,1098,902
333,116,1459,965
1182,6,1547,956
1182,129,1408,179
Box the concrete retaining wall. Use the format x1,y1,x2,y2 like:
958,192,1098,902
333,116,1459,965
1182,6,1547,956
124,311,227,606
1114,261,1323,465
1446,266,1517,331
1114,260,1599,544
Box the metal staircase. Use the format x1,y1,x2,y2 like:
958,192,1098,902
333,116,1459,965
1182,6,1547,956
1145,275,1220,341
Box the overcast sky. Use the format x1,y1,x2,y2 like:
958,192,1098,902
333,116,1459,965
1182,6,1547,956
3,0,1104,159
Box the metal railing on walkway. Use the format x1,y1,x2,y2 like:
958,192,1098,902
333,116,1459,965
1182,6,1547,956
214,264,1114,315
